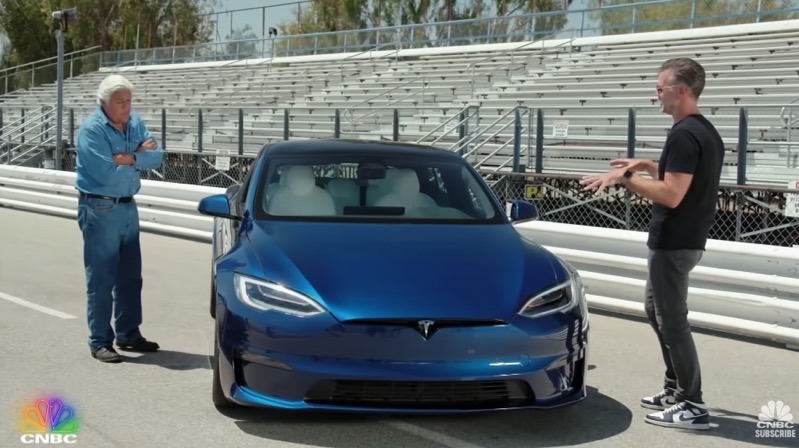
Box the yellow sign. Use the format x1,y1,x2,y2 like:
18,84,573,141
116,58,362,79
524,184,544,199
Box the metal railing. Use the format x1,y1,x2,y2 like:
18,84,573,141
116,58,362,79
343,76,431,131
0,46,101,95
0,0,792,101
1,108,61,166
43,143,799,247
74,0,797,68
8,100,793,177
467,31,577,98
486,170,799,247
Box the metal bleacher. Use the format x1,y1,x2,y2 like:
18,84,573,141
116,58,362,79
1,19,798,186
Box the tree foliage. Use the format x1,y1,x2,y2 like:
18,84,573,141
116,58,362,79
275,0,574,47
0,0,218,68
591,0,799,35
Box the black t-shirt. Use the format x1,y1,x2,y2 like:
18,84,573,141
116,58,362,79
647,114,724,250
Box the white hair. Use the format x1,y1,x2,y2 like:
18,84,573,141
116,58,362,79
96,74,134,105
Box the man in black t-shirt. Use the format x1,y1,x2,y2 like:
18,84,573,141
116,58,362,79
580,58,723,431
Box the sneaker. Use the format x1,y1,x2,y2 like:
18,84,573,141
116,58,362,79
645,401,710,430
116,337,160,352
641,389,677,410
91,346,123,363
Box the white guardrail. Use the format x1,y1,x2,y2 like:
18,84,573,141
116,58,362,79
2,165,798,349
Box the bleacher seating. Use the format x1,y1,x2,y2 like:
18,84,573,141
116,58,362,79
1,19,798,186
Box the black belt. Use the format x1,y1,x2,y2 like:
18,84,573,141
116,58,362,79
80,193,133,203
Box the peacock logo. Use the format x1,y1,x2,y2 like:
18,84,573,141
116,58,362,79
759,400,794,423
19,398,78,444
755,400,796,439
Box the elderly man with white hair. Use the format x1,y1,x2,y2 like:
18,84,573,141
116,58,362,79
75,74,164,363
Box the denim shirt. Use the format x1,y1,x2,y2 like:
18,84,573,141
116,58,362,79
75,107,164,198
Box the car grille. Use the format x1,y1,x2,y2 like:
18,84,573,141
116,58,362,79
305,379,535,409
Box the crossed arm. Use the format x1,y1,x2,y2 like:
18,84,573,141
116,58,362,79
76,124,165,186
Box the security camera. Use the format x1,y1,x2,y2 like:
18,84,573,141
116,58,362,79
52,7,78,25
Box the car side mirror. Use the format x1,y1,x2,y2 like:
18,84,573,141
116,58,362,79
508,200,539,222
198,194,240,220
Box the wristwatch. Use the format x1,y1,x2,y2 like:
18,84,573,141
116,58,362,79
621,170,633,185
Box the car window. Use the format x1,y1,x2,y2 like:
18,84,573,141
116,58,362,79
257,155,501,222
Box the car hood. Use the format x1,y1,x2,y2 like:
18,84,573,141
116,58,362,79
246,221,564,322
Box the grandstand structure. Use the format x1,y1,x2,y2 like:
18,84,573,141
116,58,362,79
0,18,798,187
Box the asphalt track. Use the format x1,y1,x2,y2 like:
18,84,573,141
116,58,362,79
0,206,797,448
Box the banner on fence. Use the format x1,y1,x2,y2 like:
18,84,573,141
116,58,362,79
215,150,231,171
785,180,799,218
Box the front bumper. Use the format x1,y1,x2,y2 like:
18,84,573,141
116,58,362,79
216,306,589,413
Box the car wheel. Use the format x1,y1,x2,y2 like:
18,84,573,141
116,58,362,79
212,330,235,408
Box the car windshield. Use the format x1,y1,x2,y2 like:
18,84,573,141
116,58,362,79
256,154,502,222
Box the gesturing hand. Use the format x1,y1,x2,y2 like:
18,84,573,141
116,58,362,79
610,158,653,172
580,168,626,195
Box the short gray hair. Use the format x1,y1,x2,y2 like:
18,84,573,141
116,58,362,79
659,58,705,99
97,74,134,105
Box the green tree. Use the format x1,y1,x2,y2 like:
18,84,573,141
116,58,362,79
222,24,258,58
491,0,572,42
272,0,573,51
591,0,799,35
434,0,491,46
0,0,217,68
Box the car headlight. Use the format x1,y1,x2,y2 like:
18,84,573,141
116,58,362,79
518,269,585,318
234,273,326,317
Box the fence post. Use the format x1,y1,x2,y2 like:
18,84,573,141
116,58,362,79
68,109,74,146
735,191,743,242
393,108,400,142
535,109,543,173
625,107,637,229
238,108,244,155
627,107,636,159
161,109,166,151
197,109,203,153
513,108,521,172
737,107,748,185
283,109,289,140
458,109,466,155
334,109,341,138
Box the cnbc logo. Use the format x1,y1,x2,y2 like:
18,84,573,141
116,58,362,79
19,398,79,444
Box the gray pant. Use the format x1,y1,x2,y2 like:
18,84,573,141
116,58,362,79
644,249,704,404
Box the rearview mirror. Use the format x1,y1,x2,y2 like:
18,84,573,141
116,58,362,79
198,194,240,220
508,200,539,222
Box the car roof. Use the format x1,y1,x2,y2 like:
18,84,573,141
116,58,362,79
260,138,465,161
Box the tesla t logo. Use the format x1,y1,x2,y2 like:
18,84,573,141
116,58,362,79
417,320,437,340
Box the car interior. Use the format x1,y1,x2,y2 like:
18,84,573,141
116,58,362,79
263,161,497,220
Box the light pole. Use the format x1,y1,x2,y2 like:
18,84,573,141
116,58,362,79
52,7,77,171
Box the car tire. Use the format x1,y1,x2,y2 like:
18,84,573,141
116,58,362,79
212,330,235,408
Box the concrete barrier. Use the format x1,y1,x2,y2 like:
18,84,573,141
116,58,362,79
2,165,797,349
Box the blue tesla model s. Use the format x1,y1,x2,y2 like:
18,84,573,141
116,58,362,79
197,138,589,413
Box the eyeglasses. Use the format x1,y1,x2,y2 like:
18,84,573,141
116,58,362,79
656,85,681,94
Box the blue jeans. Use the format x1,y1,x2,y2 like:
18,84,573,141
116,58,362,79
77,195,143,350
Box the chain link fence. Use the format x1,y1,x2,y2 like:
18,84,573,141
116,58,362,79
61,149,256,190
483,170,799,247
55,150,799,247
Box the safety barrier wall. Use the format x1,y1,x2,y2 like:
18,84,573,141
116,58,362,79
2,165,797,349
